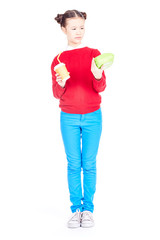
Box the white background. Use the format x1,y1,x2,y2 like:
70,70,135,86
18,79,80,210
0,0,160,239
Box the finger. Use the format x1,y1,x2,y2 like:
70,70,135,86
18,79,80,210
93,58,99,68
55,73,60,77
91,58,96,69
56,75,62,79
101,66,104,71
56,79,62,83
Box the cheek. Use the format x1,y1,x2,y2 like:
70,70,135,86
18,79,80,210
69,31,75,38
73,33,78,39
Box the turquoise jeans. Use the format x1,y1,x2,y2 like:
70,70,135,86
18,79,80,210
60,108,102,213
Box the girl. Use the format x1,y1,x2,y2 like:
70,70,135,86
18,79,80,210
51,10,106,228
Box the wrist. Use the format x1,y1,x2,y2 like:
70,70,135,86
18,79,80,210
61,81,66,88
93,73,102,80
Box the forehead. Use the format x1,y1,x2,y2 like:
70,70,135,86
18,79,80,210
66,17,85,27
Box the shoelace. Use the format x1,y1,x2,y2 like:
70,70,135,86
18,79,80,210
70,209,81,222
81,211,93,221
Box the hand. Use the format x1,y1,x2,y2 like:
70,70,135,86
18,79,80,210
91,58,104,80
55,73,66,88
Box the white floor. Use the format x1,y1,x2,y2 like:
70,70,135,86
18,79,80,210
1,0,160,239
1,201,159,240
1,146,160,240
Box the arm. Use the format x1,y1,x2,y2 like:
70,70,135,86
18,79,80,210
51,58,66,99
91,49,107,93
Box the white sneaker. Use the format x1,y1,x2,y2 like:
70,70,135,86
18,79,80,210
81,211,95,228
67,209,81,228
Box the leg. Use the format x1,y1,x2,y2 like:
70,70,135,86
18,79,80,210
60,111,82,213
81,108,102,212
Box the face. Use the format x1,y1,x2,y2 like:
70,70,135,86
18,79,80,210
62,17,85,47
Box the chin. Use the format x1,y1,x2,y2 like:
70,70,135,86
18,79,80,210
74,40,82,44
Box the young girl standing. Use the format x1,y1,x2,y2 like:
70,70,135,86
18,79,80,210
51,10,106,228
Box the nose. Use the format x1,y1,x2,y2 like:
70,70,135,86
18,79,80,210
76,28,82,35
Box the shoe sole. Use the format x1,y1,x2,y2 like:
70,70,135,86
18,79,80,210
67,223,81,228
81,223,95,228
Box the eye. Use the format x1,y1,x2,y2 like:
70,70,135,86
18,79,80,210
72,28,76,30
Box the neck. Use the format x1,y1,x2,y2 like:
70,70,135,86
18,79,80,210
68,42,82,48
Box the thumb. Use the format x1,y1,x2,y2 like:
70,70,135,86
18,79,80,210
101,65,105,71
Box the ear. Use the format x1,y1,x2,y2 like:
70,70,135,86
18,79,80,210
61,26,67,35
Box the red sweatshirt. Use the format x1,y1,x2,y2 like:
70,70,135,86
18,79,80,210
51,47,106,114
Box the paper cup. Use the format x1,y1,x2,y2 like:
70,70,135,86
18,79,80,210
54,63,70,81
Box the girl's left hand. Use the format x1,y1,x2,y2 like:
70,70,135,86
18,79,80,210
91,58,104,80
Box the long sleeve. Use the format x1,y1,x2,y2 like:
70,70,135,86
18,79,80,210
92,49,107,93
50,47,107,114
51,57,66,99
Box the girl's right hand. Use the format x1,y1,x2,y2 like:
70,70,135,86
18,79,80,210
55,73,66,88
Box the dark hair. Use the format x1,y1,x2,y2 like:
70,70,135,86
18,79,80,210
55,9,87,28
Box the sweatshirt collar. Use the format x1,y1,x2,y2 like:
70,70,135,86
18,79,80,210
65,43,85,51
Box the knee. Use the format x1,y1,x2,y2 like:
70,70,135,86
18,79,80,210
67,159,81,173
82,159,96,173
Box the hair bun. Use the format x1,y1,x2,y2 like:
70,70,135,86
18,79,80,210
81,12,87,20
54,10,87,28
54,14,63,24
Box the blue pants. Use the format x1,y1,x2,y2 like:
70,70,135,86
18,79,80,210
60,108,102,213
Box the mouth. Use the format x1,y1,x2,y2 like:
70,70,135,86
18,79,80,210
75,37,82,39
